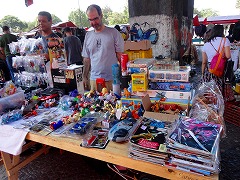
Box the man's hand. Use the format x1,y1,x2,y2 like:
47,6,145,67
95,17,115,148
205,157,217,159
83,77,90,90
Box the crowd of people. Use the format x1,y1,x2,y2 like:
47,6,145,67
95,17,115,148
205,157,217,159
0,4,125,92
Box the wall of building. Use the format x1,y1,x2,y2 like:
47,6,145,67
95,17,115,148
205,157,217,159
128,0,194,61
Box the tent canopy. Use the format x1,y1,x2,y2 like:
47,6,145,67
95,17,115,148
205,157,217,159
52,21,77,29
199,15,240,25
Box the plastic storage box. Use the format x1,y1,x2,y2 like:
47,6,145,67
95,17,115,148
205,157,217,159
124,49,152,61
0,90,25,115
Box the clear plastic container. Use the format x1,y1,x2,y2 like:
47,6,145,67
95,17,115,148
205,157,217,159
0,90,25,115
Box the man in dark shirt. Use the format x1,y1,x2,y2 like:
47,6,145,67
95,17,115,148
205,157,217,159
63,27,83,65
0,26,18,81
55,28,63,38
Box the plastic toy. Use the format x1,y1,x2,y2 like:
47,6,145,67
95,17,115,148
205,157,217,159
123,88,131,98
108,118,139,143
1,109,22,124
50,120,64,130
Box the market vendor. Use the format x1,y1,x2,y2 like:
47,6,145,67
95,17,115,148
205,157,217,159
82,4,124,91
37,11,59,61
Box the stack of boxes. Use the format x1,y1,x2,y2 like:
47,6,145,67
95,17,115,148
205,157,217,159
147,61,193,100
122,40,193,102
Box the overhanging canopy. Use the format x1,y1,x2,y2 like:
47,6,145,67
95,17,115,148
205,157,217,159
52,21,77,29
199,15,240,25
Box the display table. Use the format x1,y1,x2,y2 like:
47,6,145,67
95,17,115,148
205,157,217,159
1,132,218,180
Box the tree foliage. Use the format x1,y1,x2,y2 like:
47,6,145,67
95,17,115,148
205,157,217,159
0,15,28,32
68,9,89,27
25,20,38,32
102,6,113,25
68,5,129,27
105,5,129,25
193,8,219,18
51,14,62,24
236,0,240,9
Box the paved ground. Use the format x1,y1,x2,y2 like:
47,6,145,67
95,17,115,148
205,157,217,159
1,61,240,180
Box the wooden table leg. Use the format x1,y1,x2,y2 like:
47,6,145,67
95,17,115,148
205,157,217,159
1,151,19,180
0,152,3,166
1,143,50,180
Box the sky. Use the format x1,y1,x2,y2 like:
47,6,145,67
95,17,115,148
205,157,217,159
0,0,128,22
0,0,239,22
194,0,239,16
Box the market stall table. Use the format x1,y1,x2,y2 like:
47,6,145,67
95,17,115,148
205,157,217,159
1,131,218,180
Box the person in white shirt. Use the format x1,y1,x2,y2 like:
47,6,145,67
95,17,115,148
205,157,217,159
202,25,235,102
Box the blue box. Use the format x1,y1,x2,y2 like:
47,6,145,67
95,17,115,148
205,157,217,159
149,82,192,91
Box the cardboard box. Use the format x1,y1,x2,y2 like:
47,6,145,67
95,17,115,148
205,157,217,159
142,94,178,122
131,73,148,92
121,96,189,111
124,40,151,51
149,67,190,82
149,82,192,91
154,60,179,71
127,58,155,75
132,89,193,100
52,65,84,94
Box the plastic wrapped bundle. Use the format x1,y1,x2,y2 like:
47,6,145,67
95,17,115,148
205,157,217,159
189,80,226,137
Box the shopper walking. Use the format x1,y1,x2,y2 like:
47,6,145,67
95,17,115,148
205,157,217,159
82,4,124,91
202,25,235,102
0,26,18,81
63,27,83,65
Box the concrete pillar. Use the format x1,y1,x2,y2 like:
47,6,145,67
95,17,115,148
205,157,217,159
128,0,194,61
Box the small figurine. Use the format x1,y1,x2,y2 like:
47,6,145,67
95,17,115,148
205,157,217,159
123,88,131,98
101,87,108,96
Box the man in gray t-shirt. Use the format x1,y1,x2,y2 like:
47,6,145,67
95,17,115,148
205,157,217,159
82,4,124,91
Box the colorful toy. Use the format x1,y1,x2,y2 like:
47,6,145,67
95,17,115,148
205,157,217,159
50,120,64,130
123,88,131,98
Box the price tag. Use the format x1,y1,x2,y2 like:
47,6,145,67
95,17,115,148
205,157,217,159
65,70,74,79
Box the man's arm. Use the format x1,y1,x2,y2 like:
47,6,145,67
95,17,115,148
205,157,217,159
83,57,91,89
116,52,123,64
202,52,208,74
83,57,90,78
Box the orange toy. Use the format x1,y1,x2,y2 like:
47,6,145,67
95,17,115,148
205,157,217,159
123,88,131,98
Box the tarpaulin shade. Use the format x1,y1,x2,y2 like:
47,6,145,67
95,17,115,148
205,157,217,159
52,21,77,29
199,15,240,25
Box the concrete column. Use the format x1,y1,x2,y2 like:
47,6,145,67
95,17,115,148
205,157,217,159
128,0,194,61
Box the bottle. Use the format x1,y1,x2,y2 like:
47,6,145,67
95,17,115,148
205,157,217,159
121,54,128,76
112,63,120,84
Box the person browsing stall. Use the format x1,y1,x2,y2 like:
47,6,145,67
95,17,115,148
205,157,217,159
63,27,83,66
82,4,124,91
202,25,235,102
37,11,59,61
0,26,18,81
